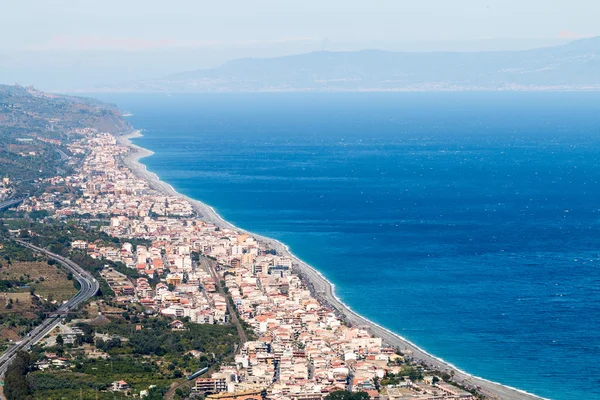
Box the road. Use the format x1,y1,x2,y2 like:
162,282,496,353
0,240,99,381
0,198,24,212
55,148,70,162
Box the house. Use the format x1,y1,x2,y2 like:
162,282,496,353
166,274,182,286
122,285,135,295
194,377,227,394
71,240,88,250
112,380,129,391
170,320,185,330
62,332,78,345
52,358,69,368
35,360,51,370
364,390,379,400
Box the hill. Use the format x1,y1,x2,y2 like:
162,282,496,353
0,85,130,135
0,85,131,194
100,37,600,92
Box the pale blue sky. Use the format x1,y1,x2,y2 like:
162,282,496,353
1,0,598,89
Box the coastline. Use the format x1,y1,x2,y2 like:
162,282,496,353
117,130,547,400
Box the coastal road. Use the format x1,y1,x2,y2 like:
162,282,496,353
0,240,99,381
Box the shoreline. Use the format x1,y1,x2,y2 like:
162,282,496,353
117,129,547,400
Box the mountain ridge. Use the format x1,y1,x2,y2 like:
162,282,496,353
95,37,600,92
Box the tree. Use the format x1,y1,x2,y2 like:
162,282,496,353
146,386,168,400
175,386,192,399
408,367,423,382
56,334,64,347
325,391,370,400
4,351,32,400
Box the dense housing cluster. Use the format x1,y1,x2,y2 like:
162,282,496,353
16,131,478,400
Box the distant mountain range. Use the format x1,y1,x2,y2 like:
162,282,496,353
97,37,600,92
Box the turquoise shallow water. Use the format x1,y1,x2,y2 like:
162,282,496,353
94,92,600,399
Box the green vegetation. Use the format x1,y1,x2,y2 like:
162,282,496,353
4,351,33,400
379,366,423,386
325,391,370,400
26,316,238,399
0,239,37,262
0,259,77,302
94,317,237,364
21,219,149,256
0,84,129,137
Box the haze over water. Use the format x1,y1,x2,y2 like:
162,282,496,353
98,92,600,400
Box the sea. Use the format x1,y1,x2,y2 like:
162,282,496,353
93,92,600,400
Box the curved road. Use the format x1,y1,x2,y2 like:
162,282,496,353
0,198,24,212
0,240,99,380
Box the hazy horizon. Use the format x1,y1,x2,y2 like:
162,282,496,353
1,0,599,91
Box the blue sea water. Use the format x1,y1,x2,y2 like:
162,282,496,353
95,93,600,400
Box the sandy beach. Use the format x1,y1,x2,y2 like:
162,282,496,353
117,130,547,400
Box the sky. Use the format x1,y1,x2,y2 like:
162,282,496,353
1,0,598,91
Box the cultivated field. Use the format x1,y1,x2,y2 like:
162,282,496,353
0,260,77,302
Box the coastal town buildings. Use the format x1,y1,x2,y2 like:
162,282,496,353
16,130,477,400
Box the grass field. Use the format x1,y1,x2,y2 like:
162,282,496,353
0,260,78,342
0,291,36,342
0,261,77,302
0,292,34,315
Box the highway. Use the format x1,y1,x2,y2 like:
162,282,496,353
0,240,99,381
55,148,70,162
0,198,24,212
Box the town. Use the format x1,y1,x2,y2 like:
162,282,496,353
12,131,478,400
